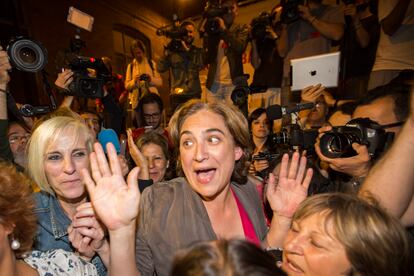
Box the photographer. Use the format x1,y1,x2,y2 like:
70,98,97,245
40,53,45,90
277,0,344,89
249,7,284,114
340,0,380,99
368,0,414,90
125,40,162,110
202,0,249,105
315,82,409,192
157,21,203,115
55,68,123,136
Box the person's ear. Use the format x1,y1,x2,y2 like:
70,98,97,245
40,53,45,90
234,146,244,161
4,223,15,235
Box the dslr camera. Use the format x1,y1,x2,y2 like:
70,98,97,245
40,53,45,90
250,12,275,41
6,37,48,73
203,0,231,35
319,118,394,159
269,124,319,151
67,56,111,98
280,0,305,24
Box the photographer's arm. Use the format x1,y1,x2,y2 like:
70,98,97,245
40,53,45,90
380,0,410,36
0,48,13,163
299,5,344,41
54,69,75,108
276,24,288,58
220,23,249,54
250,40,261,69
359,117,414,226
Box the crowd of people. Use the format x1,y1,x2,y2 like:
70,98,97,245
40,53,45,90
1,0,414,275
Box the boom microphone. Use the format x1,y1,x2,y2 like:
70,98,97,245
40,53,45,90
266,102,315,120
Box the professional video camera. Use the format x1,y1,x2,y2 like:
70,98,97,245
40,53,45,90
7,37,48,73
319,118,394,159
66,56,111,98
203,0,231,35
280,0,305,24
269,123,319,151
250,12,275,41
156,15,189,52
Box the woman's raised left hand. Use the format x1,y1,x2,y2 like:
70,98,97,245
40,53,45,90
81,142,141,232
266,152,313,218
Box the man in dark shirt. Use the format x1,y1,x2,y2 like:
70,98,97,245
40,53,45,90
250,9,284,115
340,0,380,100
157,21,203,116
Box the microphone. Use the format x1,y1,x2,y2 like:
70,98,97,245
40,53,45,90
266,102,315,120
98,129,121,154
19,104,51,117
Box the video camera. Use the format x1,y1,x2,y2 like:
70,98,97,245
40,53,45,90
156,15,189,52
250,12,275,41
280,0,305,24
203,0,231,35
319,118,394,159
66,56,111,98
269,124,319,151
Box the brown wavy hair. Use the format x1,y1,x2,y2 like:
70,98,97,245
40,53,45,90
0,162,37,257
168,99,252,184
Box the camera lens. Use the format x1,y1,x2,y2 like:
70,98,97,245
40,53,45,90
18,47,37,64
319,132,359,158
7,37,48,73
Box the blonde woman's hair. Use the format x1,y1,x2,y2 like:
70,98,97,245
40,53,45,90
168,99,252,184
27,116,94,194
293,193,411,276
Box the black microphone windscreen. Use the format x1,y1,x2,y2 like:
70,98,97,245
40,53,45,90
266,105,283,120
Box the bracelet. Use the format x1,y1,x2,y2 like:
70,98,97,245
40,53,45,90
310,16,317,24
265,246,283,252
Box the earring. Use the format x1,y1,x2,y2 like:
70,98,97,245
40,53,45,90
11,236,21,250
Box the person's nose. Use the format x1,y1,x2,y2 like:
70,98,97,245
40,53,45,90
194,141,208,162
148,158,155,168
63,157,76,174
284,233,305,255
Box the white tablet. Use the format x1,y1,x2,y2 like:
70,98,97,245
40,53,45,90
291,52,340,91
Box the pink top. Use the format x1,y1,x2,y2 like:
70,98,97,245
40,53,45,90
232,190,261,245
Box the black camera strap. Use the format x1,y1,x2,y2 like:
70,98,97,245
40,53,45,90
379,121,405,130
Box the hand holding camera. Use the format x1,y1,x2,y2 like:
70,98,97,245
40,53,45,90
297,5,313,22
343,4,358,19
55,69,74,90
0,48,11,87
315,125,372,178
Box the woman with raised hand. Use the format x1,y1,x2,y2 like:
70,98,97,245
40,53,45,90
27,116,108,275
127,129,172,186
135,99,313,275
